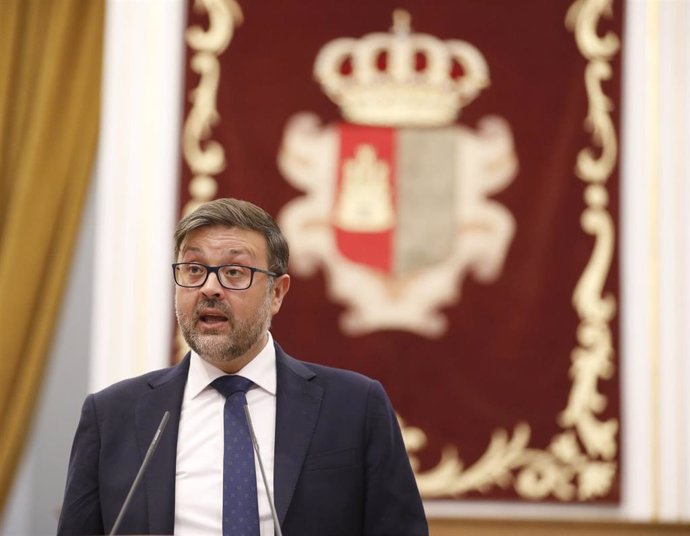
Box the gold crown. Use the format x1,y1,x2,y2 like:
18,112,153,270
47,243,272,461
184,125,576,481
314,10,490,127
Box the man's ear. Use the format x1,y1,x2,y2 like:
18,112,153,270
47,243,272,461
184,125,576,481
271,274,291,315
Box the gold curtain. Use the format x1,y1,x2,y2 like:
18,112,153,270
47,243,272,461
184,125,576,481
0,0,104,512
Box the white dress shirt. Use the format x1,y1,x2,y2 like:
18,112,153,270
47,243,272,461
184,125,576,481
174,332,277,536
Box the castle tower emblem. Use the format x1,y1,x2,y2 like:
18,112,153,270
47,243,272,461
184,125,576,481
278,11,517,337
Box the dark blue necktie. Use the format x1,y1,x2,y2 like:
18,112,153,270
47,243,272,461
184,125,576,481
211,375,260,536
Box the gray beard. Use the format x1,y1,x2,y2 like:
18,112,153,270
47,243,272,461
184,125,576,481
176,294,272,364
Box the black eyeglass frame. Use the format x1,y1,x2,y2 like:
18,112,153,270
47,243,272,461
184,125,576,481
172,262,280,290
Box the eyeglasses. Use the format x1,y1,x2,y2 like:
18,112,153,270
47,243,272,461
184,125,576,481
172,262,279,290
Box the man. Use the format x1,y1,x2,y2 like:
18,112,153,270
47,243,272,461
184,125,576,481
57,198,428,536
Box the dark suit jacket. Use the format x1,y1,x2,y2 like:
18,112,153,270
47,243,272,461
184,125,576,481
57,343,428,535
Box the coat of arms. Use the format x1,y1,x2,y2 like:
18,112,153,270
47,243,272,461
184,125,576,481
278,11,518,337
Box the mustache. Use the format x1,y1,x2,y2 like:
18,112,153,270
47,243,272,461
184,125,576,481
193,298,233,320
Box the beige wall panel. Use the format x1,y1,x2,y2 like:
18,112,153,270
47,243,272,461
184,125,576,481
429,518,690,536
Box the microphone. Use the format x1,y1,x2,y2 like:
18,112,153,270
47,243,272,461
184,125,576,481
243,402,284,536
109,411,171,536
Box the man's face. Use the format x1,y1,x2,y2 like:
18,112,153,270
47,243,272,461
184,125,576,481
174,225,290,373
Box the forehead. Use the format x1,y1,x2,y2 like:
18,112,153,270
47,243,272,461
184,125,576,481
178,225,268,261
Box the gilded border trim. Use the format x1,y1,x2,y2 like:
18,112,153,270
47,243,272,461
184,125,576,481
404,0,621,501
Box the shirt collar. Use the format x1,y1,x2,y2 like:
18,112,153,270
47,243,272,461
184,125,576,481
186,332,277,399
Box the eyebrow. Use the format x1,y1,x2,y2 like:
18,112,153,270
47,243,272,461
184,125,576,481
180,246,252,257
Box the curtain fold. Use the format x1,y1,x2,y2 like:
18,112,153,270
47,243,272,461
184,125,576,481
0,0,104,512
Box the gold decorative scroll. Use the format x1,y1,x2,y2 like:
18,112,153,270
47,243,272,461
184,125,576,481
182,0,243,217
403,0,620,500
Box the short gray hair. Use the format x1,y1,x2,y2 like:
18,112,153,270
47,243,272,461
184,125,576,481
174,198,289,275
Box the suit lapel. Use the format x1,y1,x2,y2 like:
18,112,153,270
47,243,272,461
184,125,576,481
273,346,323,524
135,355,190,535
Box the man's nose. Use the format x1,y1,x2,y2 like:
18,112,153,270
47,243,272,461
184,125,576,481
200,270,223,297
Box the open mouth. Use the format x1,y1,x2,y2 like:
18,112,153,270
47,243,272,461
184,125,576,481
197,310,230,329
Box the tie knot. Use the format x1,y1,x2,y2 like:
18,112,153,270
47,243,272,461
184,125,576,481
211,375,254,398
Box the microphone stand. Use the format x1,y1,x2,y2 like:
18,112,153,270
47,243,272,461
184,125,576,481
243,403,284,536
109,411,171,535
